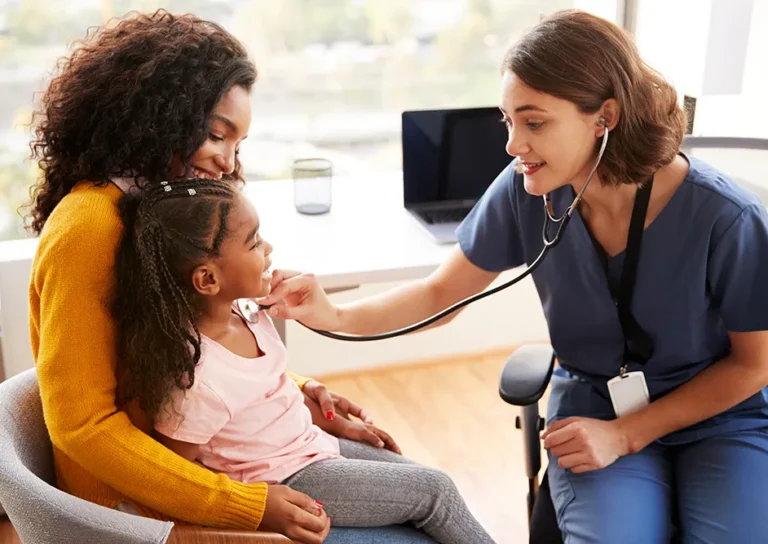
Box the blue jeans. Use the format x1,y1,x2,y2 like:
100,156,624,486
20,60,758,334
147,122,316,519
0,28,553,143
326,526,436,543
548,428,768,543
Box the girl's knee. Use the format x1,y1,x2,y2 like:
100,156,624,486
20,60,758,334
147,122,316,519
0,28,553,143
422,468,460,498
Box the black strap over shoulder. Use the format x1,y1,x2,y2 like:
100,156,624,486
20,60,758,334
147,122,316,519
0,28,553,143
585,177,655,367
618,177,655,366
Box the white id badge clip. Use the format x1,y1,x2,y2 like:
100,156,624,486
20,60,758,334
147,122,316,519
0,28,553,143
607,366,650,418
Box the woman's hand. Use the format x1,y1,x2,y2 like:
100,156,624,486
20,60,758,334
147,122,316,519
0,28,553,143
260,485,330,544
301,383,401,454
258,270,341,331
542,417,631,473
303,380,374,424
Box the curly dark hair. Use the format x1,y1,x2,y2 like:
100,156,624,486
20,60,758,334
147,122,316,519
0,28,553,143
114,178,240,419
27,9,256,235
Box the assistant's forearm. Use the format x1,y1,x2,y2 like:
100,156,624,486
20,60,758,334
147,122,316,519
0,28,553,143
618,355,768,453
336,278,454,336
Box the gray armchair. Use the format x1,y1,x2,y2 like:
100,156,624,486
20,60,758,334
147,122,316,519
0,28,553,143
0,368,183,543
0,369,434,543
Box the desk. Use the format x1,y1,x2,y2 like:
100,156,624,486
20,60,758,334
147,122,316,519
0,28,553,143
243,173,455,342
0,174,455,376
245,173,453,289
4,143,767,376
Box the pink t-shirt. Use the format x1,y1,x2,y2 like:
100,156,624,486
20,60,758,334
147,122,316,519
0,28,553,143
154,306,341,484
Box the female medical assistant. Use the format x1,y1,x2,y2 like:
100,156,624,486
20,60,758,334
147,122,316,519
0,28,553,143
259,10,768,543
268,152,768,543
458,154,768,541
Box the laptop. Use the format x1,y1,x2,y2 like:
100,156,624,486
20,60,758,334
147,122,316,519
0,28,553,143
401,106,512,243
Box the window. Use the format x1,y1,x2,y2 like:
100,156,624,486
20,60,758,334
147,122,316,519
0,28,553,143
633,0,768,199
1,0,623,241
634,0,768,139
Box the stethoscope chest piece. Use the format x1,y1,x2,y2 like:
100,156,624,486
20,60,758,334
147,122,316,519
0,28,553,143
237,298,261,324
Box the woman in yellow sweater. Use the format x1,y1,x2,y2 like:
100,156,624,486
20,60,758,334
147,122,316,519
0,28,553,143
26,10,432,544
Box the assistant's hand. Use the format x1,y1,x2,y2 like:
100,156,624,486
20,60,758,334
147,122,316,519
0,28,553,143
260,485,330,544
258,270,342,331
542,417,631,473
304,380,374,424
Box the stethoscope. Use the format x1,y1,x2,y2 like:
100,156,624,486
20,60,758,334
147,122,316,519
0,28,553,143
239,123,610,341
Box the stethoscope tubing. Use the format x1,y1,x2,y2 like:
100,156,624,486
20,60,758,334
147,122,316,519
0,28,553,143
274,128,610,342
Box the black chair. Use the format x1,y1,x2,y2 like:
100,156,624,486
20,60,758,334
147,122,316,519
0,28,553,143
500,345,691,543
498,344,562,544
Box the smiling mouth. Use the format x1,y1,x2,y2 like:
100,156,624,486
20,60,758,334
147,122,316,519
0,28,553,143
516,161,546,174
192,168,220,180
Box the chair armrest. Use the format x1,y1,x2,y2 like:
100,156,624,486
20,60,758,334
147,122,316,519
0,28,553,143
166,526,290,543
499,344,555,491
498,344,555,406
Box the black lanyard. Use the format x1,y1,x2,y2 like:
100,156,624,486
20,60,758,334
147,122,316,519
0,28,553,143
586,177,655,369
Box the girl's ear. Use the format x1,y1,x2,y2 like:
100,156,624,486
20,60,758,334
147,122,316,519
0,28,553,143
191,263,221,297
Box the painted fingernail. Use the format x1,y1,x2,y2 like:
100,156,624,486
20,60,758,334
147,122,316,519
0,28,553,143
315,500,324,508
326,411,335,420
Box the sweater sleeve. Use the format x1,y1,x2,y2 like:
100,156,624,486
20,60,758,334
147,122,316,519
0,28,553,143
288,371,312,390
30,192,268,530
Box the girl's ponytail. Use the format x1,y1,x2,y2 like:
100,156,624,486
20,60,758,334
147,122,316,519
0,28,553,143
113,179,238,419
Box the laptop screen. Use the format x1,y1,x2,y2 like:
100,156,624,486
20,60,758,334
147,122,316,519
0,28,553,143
402,107,512,208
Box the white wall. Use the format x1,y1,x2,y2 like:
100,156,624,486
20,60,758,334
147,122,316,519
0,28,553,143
3,172,767,379
0,246,549,379
283,270,548,377
0,241,35,378
3,150,767,380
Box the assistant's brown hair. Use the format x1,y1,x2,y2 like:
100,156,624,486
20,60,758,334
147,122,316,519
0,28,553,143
27,10,256,234
502,9,686,186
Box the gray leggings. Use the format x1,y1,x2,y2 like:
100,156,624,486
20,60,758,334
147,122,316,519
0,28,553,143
282,439,496,544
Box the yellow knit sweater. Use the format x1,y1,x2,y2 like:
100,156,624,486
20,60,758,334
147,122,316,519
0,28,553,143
29,181,310,530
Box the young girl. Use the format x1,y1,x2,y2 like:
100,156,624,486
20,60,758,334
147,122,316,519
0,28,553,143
112,178,496,544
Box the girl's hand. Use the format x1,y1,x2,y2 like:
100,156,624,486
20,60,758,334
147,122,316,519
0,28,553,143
542,417,632,473
258,270,342,331
331,417,402,455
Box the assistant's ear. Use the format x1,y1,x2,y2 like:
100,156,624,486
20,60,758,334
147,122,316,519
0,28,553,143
191,263,221,297
597,99,620,136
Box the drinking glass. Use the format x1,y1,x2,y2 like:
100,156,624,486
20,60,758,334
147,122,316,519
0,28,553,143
292,158,332,215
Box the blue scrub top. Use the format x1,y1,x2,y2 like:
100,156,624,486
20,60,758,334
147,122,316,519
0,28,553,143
456,155,768,444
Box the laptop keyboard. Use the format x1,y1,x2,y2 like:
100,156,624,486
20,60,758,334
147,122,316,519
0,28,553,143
420,207,472,225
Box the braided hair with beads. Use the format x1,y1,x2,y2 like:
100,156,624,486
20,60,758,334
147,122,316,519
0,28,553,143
113,178,240,419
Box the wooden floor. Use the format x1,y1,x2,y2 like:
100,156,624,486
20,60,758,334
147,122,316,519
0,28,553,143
0,521,20,544
1,349,544,544
321,349,546,544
